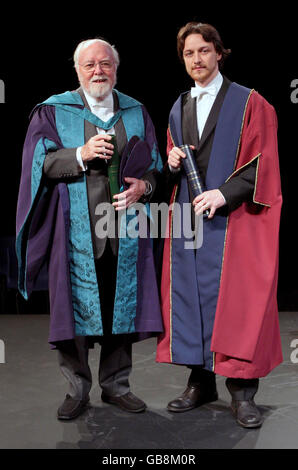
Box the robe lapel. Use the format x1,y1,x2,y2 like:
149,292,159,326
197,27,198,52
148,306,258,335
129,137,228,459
198,76,231,151
77,87,97,141
77,87,127,154
182,92,200,149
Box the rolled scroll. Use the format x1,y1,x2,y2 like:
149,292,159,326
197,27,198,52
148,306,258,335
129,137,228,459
107,135,120,201
179,144,210,217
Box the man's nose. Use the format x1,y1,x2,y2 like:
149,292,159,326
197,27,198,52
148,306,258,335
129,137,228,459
94,63,104,73
193,51,202,63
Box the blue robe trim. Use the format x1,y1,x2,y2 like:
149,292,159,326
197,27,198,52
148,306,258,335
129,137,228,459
169,83,251,368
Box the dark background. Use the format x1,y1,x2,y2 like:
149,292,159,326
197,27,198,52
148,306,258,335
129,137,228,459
0,5,297,310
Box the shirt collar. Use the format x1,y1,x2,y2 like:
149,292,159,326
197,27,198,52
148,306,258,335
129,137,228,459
194,71,223,94
83,89,114,109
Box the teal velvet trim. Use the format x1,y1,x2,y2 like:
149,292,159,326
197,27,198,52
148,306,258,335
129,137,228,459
112,94,151,333
42,91,84,107
41,89,143,135
54,106,103,336
114,89,142,109
113,210,139,333
151,142,163,172
54,104,122,132
121,104,145,141
112,103,163,333
42,89,142,110
112,104,145,333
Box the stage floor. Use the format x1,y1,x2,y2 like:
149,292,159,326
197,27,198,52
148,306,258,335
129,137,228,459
0,312,298,449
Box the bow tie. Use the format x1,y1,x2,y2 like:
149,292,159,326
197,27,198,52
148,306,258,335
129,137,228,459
191,84,217,99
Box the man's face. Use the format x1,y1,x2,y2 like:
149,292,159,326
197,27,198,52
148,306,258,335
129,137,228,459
76,42,117,100
183,33,222,86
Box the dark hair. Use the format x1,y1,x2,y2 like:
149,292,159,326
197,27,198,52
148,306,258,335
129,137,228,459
177,22,231,69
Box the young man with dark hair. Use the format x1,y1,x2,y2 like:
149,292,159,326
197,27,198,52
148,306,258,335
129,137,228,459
156,22,282,429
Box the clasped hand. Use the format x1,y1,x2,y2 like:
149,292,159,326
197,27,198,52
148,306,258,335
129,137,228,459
113,178,146,211
168,146,226,218
81,134,146,210
193,190,226,218
81,134,114,161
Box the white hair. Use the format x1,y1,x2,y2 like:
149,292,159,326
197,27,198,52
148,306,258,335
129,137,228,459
73,38,120,69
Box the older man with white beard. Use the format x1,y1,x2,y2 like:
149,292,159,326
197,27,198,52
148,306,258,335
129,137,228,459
16,38,163,420
71,40,154,211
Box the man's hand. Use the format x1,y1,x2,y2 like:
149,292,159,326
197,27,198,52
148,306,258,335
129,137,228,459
168,145,195,169
112,177,146,211
193,189,226,219
81,134,114,162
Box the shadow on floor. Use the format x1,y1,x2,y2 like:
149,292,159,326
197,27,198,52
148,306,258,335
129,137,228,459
56,400,264,449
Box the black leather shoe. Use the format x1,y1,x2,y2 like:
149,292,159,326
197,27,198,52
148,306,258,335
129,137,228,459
101,391,146,413
231,399,263,428
167,384,218,413
57,394,90,421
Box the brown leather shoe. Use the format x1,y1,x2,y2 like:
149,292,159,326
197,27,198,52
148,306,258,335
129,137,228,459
167,384,218,412
57,394,90,421
101,391,146,413
231,399,263,428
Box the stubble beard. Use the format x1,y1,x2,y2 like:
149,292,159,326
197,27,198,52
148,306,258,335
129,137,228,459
192,67,211,85
191,62,219,86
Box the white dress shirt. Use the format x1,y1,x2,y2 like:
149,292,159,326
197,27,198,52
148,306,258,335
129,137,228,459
169,72,226,203
76,90,115,170
192,72,223,139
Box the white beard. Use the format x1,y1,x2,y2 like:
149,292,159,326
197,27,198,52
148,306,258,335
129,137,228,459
88,80,113,99
77,70,117,100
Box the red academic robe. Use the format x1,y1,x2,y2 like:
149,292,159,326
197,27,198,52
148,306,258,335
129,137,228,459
158,90,283,378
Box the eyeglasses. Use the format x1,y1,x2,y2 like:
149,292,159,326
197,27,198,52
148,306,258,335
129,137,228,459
79,60,114,72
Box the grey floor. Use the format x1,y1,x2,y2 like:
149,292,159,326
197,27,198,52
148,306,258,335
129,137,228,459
0,312,298,449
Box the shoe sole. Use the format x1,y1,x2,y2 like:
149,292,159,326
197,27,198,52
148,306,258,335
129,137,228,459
101,395,146,413
235,418,263,429
167,393,219,413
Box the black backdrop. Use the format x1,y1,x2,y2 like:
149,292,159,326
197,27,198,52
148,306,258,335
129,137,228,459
0,5,297,310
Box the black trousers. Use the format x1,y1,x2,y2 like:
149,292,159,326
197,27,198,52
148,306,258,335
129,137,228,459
188,366,259,401
57,240,132,400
